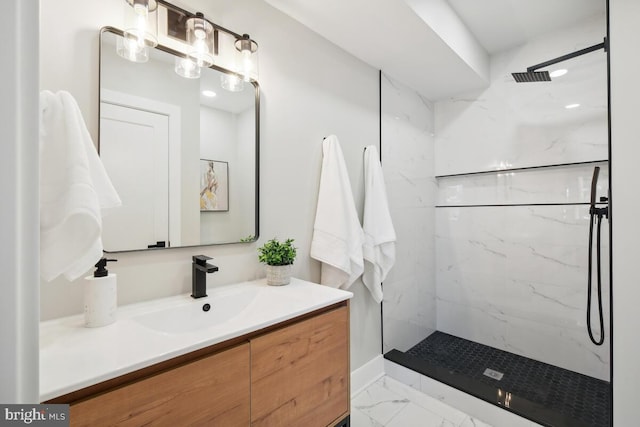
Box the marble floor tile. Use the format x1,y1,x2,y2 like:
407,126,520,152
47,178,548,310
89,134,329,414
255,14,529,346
386,402,455,427
374,376,468,425
459,416,494,427
350,408,385,427
351,381,410,425
352,375,494,427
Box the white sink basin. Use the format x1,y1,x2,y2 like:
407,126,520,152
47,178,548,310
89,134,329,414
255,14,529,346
40,278,354,401
134,286,259,334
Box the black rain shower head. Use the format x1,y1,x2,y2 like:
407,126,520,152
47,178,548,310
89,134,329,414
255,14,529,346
512,38,607,83
511,71,551,83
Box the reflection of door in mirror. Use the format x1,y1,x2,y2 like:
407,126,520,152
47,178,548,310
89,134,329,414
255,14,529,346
100,88,183,252
100,103,171,251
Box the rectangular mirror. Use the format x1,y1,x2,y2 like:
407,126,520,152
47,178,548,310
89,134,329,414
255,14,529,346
99,27,259,252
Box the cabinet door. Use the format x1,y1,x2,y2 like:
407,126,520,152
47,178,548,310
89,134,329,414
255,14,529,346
70,342,250,426
251,306,349,427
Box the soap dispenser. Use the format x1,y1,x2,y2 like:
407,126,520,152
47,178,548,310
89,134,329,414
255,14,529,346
84,258,118,328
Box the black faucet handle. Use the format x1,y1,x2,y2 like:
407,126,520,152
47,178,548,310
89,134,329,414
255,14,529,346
193,255,213,265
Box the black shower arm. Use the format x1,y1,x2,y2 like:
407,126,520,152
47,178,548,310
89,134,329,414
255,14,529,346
527,38,607,73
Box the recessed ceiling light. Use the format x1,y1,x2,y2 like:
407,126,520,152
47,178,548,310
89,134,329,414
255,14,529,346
550,69,568,78
565,103,580,109
202,90,217,97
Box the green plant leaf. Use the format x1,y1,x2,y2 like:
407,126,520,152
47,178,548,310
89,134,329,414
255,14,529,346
257,237,297,266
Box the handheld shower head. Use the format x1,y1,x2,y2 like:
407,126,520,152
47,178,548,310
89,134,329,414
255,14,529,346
590,166,600,210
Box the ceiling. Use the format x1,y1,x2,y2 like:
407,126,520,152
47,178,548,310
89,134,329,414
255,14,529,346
447,0,604,54
264,0,605,100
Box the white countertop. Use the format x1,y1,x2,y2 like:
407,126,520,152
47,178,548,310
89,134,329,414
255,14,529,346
40,277,353,401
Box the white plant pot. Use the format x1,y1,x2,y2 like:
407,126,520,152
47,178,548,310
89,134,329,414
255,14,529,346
265,264,292,286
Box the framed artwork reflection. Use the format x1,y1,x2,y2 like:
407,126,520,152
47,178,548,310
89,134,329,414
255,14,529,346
200,159,229,212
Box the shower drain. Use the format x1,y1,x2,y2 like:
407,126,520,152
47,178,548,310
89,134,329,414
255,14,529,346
483,368,504,381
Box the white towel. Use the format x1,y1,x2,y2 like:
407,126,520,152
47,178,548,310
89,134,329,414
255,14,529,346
362,145,396,303
39,90,121,282
310,135,364,289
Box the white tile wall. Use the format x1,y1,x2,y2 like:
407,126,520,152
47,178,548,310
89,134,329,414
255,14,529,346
434,13,607,176
435,204,610,380
381,73,437,353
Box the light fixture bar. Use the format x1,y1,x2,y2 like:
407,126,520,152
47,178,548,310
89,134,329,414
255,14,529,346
156,0,243,40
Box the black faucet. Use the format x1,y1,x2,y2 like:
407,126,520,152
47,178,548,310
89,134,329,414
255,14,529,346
191,255,219,298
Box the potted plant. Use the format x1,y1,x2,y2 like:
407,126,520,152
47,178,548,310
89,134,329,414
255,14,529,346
257,238,297,286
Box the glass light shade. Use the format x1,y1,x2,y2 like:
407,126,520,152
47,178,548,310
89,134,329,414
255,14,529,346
220,73,244,92
234,34,258,82
116,35,149,63
122,0,158,51
174,56,201,79
186,13,215,67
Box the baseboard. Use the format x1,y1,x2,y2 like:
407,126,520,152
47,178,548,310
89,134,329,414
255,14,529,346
351,355,384,398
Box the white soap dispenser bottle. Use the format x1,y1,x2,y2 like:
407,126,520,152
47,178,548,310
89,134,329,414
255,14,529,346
84,258,118,328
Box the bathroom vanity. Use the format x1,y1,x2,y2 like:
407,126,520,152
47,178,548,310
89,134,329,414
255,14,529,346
41,278,352,426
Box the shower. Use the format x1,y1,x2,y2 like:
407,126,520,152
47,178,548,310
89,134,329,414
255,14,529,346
382,9,611,426
512,38,607,83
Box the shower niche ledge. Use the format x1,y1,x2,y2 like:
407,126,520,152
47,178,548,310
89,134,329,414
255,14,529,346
435,159,608,179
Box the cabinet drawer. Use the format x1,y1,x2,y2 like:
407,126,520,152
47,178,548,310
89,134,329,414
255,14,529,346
70,342,250,426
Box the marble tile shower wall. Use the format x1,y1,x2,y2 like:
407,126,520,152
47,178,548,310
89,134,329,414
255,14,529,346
381,73,437,353
433,14,609,381
435,202,610,380
435,13,607,176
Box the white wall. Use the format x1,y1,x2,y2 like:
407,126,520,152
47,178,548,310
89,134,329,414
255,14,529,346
236,107,257,237
381,73,437,352
433,14,610,380
39,0,381,371
200,106,241,242
0,0,40,403
198,105,255,243
610,0,640,424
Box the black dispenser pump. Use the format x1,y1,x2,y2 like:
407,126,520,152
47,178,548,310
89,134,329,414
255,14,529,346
94,258,117,278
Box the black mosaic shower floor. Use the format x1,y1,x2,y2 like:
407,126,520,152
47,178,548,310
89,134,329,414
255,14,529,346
405,331,610,427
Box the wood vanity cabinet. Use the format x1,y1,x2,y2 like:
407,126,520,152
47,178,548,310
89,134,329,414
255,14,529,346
69,342,250,426
250,305,350,427
59,302,349,427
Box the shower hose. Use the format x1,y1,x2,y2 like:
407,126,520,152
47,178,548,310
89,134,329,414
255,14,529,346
587,208,605,346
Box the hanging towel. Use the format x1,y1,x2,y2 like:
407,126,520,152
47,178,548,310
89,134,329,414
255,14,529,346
39,90,121,282
310,135,364,289
362,145,396,303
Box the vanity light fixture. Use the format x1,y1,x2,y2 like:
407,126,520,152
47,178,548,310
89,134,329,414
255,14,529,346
565,103,581,109
186,12,216,67
174,56,201,79
118,0,260,82
235,34,259,82
202,90,217,97
118,0,159,63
